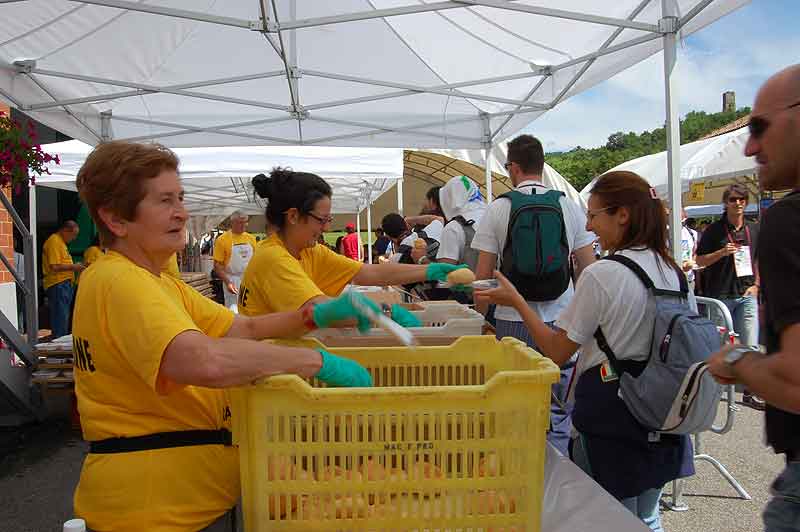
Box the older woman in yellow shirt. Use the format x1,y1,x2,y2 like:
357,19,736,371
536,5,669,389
239,168,466,319
71,141,377,532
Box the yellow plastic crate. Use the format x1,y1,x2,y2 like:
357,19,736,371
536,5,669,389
230,336,560,532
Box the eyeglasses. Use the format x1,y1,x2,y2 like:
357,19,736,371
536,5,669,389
503,161,514,171
586,206,616,222
748,100,800,139
726,196,747,204
307,212,334,225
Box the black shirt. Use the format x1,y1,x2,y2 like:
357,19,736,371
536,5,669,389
759,190,800,453
696,216,759,298
373,236,391,256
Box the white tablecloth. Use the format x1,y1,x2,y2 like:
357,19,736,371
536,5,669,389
543,444,650,532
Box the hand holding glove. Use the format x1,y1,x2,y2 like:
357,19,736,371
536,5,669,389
389,304,422,327
425,263,470,283
314,349,373,387
312,291,381,332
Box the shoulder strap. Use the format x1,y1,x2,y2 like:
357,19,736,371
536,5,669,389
593,326,621,375
601,254,688,297
451,215,475,227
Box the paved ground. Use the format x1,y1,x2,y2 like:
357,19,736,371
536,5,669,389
0,394,782,531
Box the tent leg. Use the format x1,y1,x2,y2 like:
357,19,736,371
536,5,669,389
662,0,682,263
367,204,372,264
356,213,362,262
28,182,38,341
485,145,493,202
396,178,404,216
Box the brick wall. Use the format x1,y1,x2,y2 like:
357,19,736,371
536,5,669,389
1,103,16,283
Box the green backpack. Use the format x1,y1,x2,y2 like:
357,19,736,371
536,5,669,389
499,189,571,302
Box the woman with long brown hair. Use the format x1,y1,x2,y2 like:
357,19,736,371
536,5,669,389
476,171,694,531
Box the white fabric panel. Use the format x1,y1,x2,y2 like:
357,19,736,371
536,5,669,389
579,127,755,200
35,140,402,216
0,1,746,148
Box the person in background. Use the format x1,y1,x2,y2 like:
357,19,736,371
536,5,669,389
83,235,104,267
334,235,345,255
42,220,84,338
405,186,445,229
372,227,391,258
706,63,800,532
472,134,596,455
680,208,699,293
436,175,486,271
475,170,695,531
72,140,375,532
341,222,361,261
696,183,763,409
239,169,465,321
213,211,257,312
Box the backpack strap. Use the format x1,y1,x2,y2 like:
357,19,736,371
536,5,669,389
602,254,688,298
451,215,475,227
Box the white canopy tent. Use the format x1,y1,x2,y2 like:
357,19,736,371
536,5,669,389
579,126,755,200
0,0,750,257
35,140,403,235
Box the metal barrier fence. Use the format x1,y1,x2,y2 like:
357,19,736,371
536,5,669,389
665,296,751,511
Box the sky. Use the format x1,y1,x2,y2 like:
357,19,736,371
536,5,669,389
524,0,799,153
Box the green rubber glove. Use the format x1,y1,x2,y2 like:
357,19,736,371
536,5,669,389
312,291,381,332
425,263,471,282
390,304,422,327
315,349,373,387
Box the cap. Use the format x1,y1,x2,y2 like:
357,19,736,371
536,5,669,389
346,222,355,230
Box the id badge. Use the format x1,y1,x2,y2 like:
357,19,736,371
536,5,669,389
734,245,754,278
600,360,618,382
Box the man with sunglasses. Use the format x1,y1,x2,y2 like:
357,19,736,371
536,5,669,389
706,64,800,532
696,183,762,408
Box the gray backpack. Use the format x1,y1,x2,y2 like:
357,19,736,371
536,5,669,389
450,216,479,271
594,254,722,435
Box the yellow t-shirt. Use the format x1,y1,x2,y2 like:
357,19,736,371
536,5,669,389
238,233,362,316
83,246,104,266
42,232,74,290
163,252,181,279
212,231,257,267
72,250,238,532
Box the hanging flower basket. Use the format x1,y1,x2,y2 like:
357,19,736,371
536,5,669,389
0,110,60,192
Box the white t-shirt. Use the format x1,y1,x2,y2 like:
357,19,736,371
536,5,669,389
556,248,696,384
437,221,467,262
471,180,596,323
681,225,698,283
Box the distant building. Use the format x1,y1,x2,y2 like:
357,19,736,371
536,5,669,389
723,91,736,113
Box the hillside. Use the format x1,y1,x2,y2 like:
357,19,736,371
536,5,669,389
545,107,751,191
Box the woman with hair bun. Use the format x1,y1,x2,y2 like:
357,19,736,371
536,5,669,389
475,170,694,531
239,168,466,321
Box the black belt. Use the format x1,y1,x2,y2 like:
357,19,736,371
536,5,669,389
89,429,232,454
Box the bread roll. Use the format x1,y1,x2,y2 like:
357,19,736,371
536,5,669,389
447,268,475,285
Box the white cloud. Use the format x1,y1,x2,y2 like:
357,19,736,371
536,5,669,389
526,25,800,153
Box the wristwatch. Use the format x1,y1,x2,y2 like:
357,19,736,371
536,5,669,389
724,345,759,367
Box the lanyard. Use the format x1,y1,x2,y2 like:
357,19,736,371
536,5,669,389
725,224,751,246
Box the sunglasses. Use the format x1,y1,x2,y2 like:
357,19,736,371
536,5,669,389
307,212,334,225
726,196,747,204
503,161,514,171
748,100,800,139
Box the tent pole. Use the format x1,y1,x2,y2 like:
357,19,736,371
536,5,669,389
485,146,493,202
662,1,682,263
367,203,372,264
356,211,362,262
397,178,404,216
29,182,38,340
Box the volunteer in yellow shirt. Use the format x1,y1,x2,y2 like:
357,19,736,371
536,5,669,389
42,220,84,338
239,169,468,318
212,211,257,311
163,252,181,279
82,241,104,266
72,141,375,532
